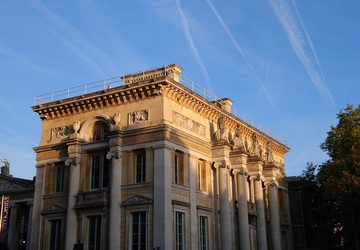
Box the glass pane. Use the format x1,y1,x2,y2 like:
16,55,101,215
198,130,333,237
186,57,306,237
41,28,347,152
88,216,101,250
49,219,61,250
132,211,146,250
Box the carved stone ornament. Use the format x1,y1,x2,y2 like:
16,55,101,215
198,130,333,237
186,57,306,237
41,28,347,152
213,115,228,142
129,110,149,125
232,125,245,151
172,111,205,136
72,121,80,133
113,113,121,125
51,126,70,140
122,195,152,206
41,204,66,215
0,178,33,192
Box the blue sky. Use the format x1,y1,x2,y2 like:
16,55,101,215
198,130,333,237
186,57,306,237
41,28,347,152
0,1,359,179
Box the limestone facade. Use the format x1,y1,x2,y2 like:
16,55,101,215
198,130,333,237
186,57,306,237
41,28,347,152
32,64,292,249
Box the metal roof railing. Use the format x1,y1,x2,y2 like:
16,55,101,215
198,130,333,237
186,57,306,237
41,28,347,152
34,76,122,105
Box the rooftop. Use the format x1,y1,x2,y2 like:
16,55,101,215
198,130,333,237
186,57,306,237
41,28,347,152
33,65,288,146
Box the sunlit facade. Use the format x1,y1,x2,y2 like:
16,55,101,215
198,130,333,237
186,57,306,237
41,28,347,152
31,64,292,249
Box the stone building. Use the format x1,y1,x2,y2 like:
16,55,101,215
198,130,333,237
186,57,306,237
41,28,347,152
0,160,34,250
31,64,292,250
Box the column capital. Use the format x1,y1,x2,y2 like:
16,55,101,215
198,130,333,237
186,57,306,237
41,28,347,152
232,166,248,176
249,173,265,182
65,157,80,166
265,180,279,187
106,150,121,160
212,160,230,170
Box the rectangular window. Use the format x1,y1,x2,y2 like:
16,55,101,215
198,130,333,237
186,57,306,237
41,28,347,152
131,211,147,250
175,212,185,250
55,166,64,193
91,154,109,189
135,151,146,183
49,219,61,250
199,216,208,250
174,154,184,185
197,161,207,191
88,215,101,250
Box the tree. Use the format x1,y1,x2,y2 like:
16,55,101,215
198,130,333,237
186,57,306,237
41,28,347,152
302,104,360,249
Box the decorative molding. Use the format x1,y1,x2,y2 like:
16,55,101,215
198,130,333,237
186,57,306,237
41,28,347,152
129,109,149,125
172,111,205,136
41,204,66,215
122,195,152,206
51,126,70,140
0,178,33,192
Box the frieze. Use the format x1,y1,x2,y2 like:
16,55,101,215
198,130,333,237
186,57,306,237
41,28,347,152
129,110,149,125
51,126,70,140
172,111,205,136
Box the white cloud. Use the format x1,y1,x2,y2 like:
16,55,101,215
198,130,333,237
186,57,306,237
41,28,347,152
206,0,276,109
32,1,119,77
268,0,334,106
175,0,211,89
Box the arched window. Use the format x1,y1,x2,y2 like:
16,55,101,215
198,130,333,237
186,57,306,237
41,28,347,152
92,122,109,142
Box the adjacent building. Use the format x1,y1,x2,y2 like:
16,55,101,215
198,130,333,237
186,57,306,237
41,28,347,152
0,161,35,250
31,64,292,249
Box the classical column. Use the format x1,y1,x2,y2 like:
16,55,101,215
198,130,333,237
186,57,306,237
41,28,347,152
107,150,121,249
268,183,282,250
26,201,33,250
254,176,267,250
30,164,45,250
8,203,18,250
65,157,80,250
235,168,251,250
218,162,232,250
188,154,198,250
153,145,172,250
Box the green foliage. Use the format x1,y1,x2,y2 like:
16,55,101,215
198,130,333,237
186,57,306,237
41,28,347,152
302,104,360,249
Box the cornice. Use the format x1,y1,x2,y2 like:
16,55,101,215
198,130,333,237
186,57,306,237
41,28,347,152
32,82,165,120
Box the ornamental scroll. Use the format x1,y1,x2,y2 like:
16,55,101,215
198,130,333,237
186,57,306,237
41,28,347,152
172,111,205,136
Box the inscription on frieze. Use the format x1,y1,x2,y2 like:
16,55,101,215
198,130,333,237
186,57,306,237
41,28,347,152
172,111,205,136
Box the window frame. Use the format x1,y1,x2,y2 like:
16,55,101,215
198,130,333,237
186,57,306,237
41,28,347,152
175,211,186,250
49,219,62,250
199,216,209,250
174,152,184,185
90,153,110,190
197,160,207,191
87,215,102,250
125,205,150,250
55,165,65,193
130,211,147,250
135,150,146,183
